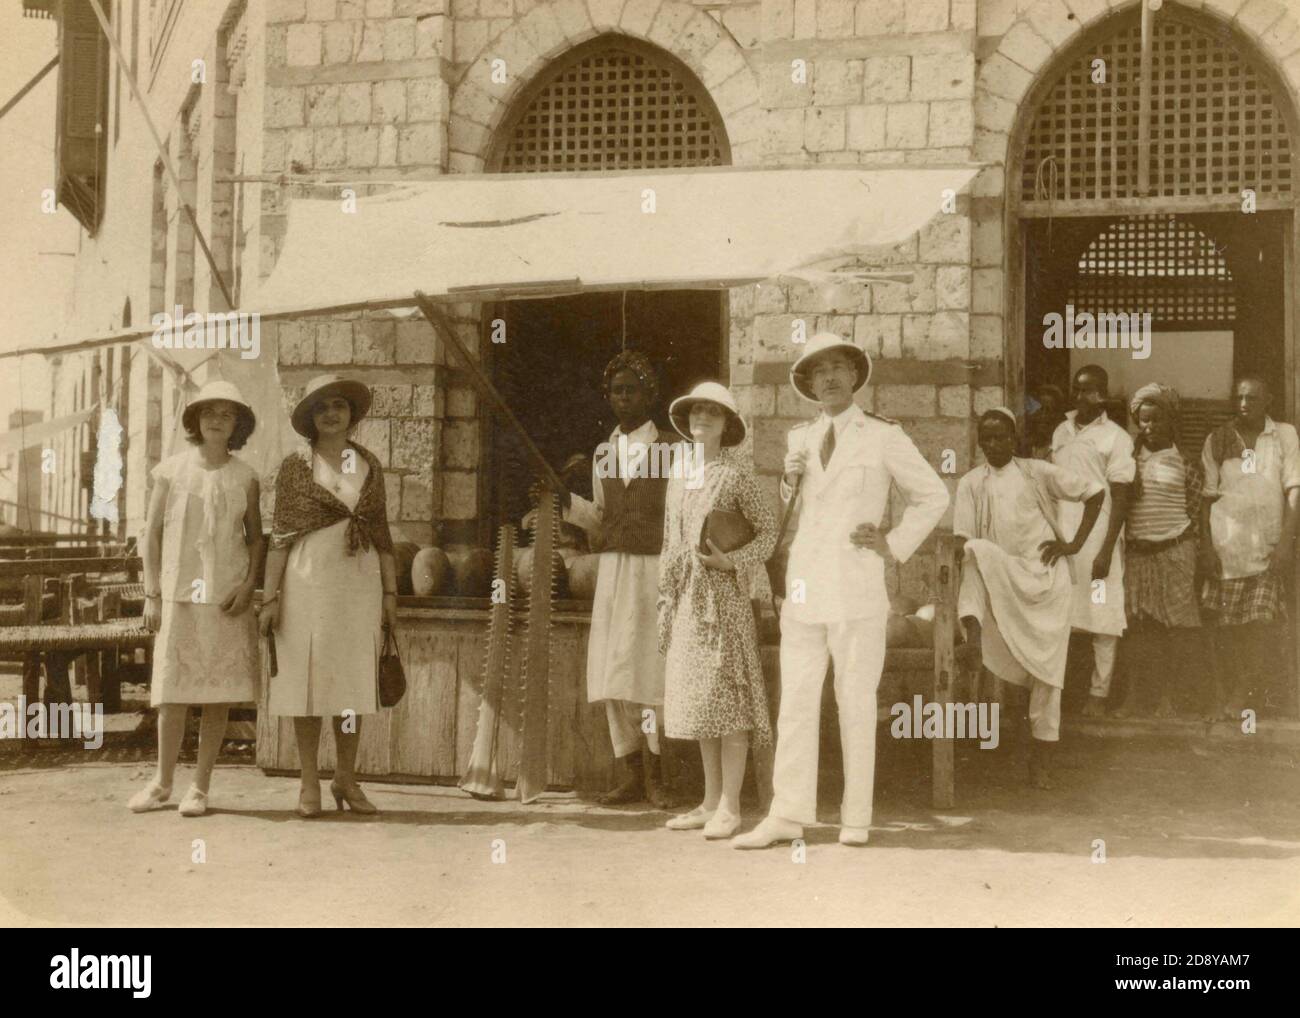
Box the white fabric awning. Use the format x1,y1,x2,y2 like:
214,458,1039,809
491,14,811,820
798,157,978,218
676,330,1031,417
253,165,979,315
0,407,96,457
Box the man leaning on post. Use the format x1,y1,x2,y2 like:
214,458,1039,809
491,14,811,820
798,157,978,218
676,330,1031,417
733,332,950,849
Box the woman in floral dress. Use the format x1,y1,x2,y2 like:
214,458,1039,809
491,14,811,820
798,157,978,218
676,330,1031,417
658,382,776,839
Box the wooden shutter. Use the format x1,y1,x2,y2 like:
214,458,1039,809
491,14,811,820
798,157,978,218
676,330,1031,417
56,0,110,231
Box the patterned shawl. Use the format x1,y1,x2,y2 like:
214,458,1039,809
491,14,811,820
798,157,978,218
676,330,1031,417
270,442,394,555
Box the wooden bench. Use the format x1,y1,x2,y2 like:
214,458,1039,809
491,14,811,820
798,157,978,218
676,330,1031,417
0,557,151,719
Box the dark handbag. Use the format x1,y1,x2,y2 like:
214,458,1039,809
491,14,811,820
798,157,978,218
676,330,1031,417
378,623,406,708
699,508,756,554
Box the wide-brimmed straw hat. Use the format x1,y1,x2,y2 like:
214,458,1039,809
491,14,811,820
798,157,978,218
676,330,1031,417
790,332,872,403
291,373,373,437
668,381,746,447
181,379,256,435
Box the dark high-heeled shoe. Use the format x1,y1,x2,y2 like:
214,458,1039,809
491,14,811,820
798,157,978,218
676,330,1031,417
330,778,378,814
297,784,323,818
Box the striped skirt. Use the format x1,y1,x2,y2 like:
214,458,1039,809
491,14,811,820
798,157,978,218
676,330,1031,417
1125,537,1202,629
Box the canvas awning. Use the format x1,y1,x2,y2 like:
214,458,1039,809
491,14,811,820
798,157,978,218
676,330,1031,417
253,165,979,315
1,164,979,360
0,407,95,457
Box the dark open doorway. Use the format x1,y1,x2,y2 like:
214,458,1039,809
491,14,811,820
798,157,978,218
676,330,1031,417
487,289,725,534
1023,211,1289,456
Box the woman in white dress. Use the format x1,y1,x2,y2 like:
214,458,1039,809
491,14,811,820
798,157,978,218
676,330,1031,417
258,375,399,817
128,380,264,818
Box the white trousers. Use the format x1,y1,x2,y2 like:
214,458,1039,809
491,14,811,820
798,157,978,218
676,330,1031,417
1086,634,1119,698
1028,681,1061,742
605,700,660,758
771,613,886,829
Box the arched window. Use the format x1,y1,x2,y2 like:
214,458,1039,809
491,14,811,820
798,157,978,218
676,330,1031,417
481,36,730,539
490,36,730,173
1020,9,1294,208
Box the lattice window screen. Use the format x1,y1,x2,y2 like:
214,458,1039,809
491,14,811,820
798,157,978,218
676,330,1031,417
1178,400,1235,462
1021,14,1292,203
497,45,727,172
1067,215,1235,328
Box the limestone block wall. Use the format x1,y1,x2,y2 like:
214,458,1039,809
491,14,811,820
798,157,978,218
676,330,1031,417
256,0,458,546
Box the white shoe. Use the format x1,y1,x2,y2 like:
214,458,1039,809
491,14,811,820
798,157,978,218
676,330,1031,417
128,781,172,813
703,809,742,840
838,826,870,846
731,815,803,849
178,786,209,818
666,805,715,830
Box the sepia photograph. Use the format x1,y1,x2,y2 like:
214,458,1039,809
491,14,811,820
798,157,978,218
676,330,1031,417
0,0,1297,954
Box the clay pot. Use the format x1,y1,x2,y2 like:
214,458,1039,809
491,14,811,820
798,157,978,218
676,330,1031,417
410,546,451,597
447,548,496,597
515,546,569,600
393,541,420,596
567,554,600,599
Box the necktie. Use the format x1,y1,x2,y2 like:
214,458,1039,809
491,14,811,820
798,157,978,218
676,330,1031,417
820,422,836,469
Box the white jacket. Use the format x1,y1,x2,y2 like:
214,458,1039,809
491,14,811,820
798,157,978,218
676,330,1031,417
779,405,950,624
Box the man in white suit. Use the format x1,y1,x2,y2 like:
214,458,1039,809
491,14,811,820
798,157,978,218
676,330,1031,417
734,333,950,849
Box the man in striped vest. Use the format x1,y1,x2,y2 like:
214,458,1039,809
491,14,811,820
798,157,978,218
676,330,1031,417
558,351,674,808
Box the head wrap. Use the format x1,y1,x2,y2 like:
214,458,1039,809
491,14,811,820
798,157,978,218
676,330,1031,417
1129,382,1180,420
980,406,1019,432
602,350,659,403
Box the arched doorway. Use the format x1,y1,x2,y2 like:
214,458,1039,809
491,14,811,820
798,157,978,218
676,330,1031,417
1009,4,1300,450
481,35,732,531
1007,2,1300,712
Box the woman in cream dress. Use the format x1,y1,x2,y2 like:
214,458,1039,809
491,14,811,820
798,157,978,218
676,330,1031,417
259,375,399,817
128,380,264,818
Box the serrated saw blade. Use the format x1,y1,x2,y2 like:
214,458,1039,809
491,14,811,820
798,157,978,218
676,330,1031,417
460,524,515,800
516,489,558,804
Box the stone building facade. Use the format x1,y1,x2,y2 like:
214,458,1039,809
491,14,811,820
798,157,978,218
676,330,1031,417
35,0,1300,600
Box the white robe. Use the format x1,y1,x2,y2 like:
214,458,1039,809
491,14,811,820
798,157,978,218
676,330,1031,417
955,459,1102,689
1050,411,1136,636
565,420,666,706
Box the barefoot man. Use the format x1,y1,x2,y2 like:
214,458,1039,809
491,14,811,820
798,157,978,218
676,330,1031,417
1051,365,1134,718
1200,375,1300,719
954,408,1104,789
733,333,949,849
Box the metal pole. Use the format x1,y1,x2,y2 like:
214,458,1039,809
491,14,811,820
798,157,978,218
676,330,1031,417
85,0,236,309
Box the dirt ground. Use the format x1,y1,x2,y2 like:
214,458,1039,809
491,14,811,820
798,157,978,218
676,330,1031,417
1,726,1297,927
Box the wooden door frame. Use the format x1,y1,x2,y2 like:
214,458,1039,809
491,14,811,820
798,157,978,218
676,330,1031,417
1004,4,1300,711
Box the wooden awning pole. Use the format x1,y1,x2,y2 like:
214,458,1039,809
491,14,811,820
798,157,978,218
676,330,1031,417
413,291,566,493
1137,0,1155,195
0,55,57,123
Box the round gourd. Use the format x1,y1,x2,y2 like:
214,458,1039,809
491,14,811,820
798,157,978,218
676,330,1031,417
516,546,569,599
567,554,600,599
886,612,915,647
447,548,496,597
410,546,451,596
393,541,420,596
891,593,921,617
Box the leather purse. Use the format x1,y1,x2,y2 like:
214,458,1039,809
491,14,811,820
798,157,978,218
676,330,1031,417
699,508,755,554
378,623,406,708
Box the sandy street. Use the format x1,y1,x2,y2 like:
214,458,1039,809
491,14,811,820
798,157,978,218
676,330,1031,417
1,730,1297,928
